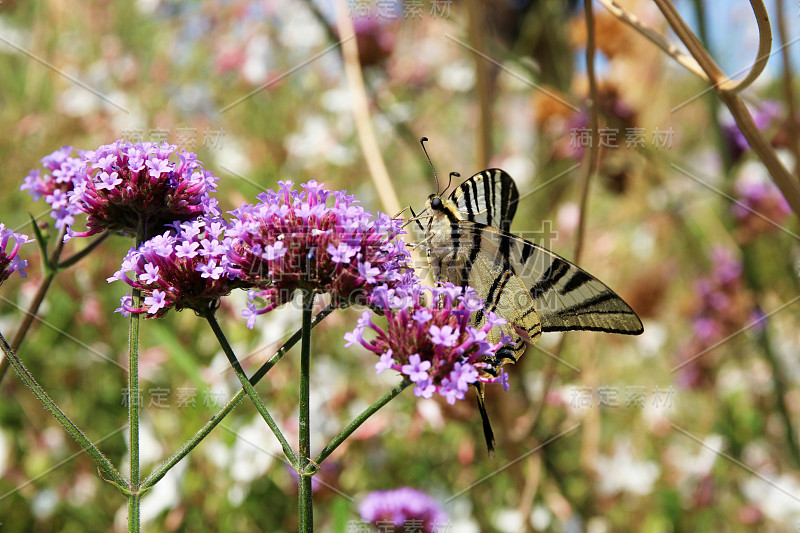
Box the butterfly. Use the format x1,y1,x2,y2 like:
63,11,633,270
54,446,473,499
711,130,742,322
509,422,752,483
412,140,643,452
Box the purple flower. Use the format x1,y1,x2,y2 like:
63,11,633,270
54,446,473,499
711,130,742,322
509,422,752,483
95,171,122,191
358,261,380,284
375,349,395,374
109,217,246,318
732,175,791,237
678,246,755,389
359,487,448,533
412,308,433,323
66,140,219,241
429,324,459,347
0,224,33,286
144,290,167,314
327,242,359,263
401,353,431,383
224,180,413,327
723,100,783,159
347,283,510,403
21,146,87,230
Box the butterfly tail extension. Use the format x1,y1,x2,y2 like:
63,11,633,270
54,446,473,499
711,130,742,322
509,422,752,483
475,382,496,456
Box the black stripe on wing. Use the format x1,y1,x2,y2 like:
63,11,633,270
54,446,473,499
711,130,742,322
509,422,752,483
450,169,519,232
478,224,644,336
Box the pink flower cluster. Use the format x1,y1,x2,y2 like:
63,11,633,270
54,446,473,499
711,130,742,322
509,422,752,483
359,487,448,533
0,224,32,286
224,180,413,328
108,217,242,318
21,146,86,230
346,283,510,404
67,140,219,240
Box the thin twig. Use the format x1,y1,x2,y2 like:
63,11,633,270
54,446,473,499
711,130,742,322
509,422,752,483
775,0,800,177
595,0,708,81
574,0,600,264
333,0,400,216
468,0,492,169
576,0,601,490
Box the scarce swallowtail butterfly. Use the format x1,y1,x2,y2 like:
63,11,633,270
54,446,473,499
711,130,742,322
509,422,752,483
413,138,643,452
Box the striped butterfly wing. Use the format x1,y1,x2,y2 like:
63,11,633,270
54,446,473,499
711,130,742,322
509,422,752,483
427,221,541,363
449,169,519,232
430,221,643,362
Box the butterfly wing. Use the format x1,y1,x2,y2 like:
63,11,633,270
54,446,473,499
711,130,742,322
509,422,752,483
449,169,519,232
429,221,643,362
427,221,542,363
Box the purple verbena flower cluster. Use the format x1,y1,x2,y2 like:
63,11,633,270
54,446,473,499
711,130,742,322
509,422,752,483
224,180,413,328
0,224,33,286
346,283,510,404
21,146,86,230
108,217,243,318
676,248,755,388
723,100,783,162
732,174,791,242
359,487,448,533
67,140,219,240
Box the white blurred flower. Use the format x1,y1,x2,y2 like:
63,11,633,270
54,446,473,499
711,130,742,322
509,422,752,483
595,438,660,496
530,505,552,530
242,34,274,85
741,474,800,525
671,434,723,482
140,460,188,525
437,61,475,92
492,508,524,533
278,5,325,50
556,202,580,236
635,321,666,358
31,489,58,520
285,115,355,166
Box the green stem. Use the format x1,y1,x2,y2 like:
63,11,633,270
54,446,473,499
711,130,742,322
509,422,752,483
0,331,126,487
141,305,335,490
127,494,141,532
128,219,145,533
314,379,411,466
690,0,732,172
298,290,315,533
0,227,67,384
58,232,109,270
204,309,297,465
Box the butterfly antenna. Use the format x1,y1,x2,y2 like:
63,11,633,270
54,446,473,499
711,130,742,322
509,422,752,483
445,171,459,195
419,137,441,195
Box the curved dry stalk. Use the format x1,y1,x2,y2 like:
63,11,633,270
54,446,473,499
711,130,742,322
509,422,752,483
596,0,709,82
599,0,800,217
652,0,771,94
598,0,770,94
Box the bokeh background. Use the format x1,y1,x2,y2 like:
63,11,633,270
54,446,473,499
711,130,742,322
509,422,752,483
2,0,800,531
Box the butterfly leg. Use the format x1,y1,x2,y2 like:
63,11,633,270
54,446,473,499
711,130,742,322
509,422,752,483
474,382,496,456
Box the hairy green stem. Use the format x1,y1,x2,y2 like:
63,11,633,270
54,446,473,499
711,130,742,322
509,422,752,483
127,220,145,533
205,310,297,465
298,290,315,532
0,331,127,487
0,227,68,384
142,305,335,490
314,379,411,466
